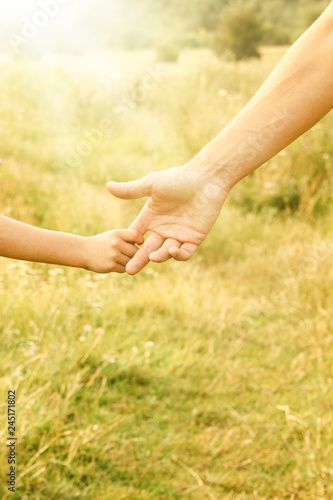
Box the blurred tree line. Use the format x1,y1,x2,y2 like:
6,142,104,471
0,0,329,59
91,0,330,60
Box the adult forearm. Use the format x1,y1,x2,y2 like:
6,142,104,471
0,216,86,268
192,3,333,189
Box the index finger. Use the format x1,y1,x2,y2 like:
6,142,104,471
126,233,164,275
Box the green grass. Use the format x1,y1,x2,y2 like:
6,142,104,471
0,47,333,499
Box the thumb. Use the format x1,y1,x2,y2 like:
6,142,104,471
107,174,154,200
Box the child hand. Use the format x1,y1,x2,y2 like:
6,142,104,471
83,230,144,274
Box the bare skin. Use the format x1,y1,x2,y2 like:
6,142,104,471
0,216,143,274
108,1,333,275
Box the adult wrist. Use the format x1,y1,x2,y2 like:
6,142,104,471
188,152,235,195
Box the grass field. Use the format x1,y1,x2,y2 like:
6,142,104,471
0,47,333,499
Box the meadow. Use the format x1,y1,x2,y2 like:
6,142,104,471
0,46,333,499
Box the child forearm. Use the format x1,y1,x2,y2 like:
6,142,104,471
0,215,86,268
0,216,144,273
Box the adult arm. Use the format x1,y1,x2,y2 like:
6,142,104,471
108,2,333,275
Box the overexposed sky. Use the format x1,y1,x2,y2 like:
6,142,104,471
0,0,121,54
0,0,79,27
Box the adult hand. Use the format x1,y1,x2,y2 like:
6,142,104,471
111,3,333,276
107,164,230,275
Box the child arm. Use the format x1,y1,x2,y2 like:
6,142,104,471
0,216,143,273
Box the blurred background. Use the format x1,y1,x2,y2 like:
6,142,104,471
0,0,330,57
0,1,333,498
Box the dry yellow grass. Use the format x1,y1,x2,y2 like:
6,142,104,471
0,48,333,499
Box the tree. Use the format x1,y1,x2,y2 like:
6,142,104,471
213,7,264,61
